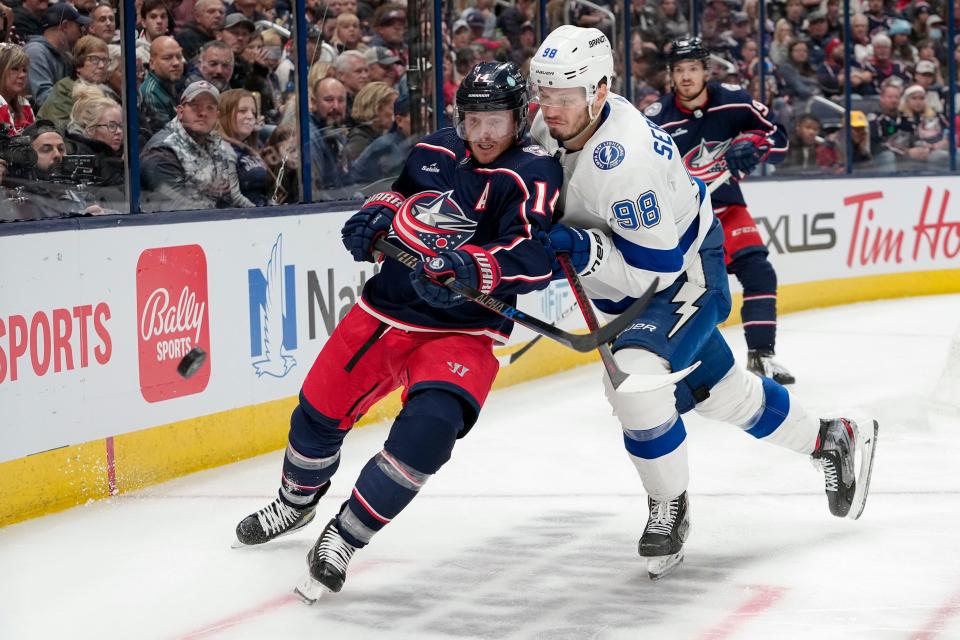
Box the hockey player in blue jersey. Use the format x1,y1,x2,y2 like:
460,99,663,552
234,61,563,600
528,25,877,580
645,37,795,384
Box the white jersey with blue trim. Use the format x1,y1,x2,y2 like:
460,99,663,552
530,93,714,304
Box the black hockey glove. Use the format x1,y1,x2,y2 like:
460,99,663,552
411,245,500,308
341,191,405,262
723,131,770,176
548,224,607,279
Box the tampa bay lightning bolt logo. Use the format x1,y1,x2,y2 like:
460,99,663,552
593,141,625,170
683,139,732,182
391,190,477,258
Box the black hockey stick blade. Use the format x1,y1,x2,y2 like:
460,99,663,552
374,238,658,353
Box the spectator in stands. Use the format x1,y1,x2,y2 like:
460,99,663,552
189,40,234,91
370,4,406,60
0,5,12,44
0,42,35,134
216,88,274,205
262,121,298,203
781,113,839,172
334,49,369,114
915,39,944,84
141,36,184,136
137,0,171,61
331,12,366,53
657,0,689,41
365,46,401,88
176,0,225,62
308,75,350,197
804,10,832,67
498,0,533,49
462,1,495,39
914,59,945,113
228,0,267,23
24,5,87,108
824,0,843,38
510,20,537,66
770,18,794,66
88,3,117,45
217,13,255,59
869,80,909,163
260,28,290,113
141,80,255,211
868,33,911,92
343,80,397,164
348,90,411,186
850,13,872,63
451,20,472,50
12,0,48,40
899,83,950,166
39,35,117,126
816,37,844,97
844,109,886,170
783,0,806,31
779,39,822,102
888,19,917,66
64,92,125,206
865,0,895,35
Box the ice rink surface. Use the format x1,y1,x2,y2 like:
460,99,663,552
3,294,960,640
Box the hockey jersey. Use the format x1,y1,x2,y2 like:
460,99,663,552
530,94,712,311
644,82,788,207
359,128,563,343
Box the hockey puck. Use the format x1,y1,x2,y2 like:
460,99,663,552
177,347,207,379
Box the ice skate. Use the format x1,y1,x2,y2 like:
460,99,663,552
746,349,796,385
638,491,690,581
295,519,358,604
812,418,878,520
234,485,326,547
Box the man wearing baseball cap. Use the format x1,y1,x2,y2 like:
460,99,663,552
914,59,946,113
141,80,255,211
23,4,89,107
365,46,402,87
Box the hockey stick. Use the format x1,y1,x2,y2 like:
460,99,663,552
496,300,580,367
373,237,658,353
557,255,701,392
708,169,733,193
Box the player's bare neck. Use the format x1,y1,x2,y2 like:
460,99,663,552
678,86,709,112
562,119,601,152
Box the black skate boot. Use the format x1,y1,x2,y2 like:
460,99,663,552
295,519,359,603
234,482,328,547
638,491,690,581
747,349,796,385
812,418,878,520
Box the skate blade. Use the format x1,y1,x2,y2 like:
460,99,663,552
294,573,332,605
847,420,879,520
647,551,685,581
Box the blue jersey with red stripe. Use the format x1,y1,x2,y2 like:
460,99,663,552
643,82,788,207
359,128,563,343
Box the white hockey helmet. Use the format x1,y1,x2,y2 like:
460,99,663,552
529,25,614,108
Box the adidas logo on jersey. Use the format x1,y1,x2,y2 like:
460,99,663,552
421,163,440,173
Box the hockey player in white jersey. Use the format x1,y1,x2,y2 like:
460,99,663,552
528,25,878,580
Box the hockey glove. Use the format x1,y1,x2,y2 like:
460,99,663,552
723,132,771,176
548,224,607,279
341,191,405,263
410,245,501,308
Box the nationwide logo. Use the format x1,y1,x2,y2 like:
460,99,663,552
672,128,689,136
136,244,211,402
248,234,297,378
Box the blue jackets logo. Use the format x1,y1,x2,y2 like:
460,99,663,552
248,234,297,378
593,141,625,170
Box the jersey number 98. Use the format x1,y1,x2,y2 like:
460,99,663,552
612,190,661,230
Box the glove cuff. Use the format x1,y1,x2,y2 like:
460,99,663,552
362,191,405,215
460,244,501,294
578,230,609,277
733,131,771,158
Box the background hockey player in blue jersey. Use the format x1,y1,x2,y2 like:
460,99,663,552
234,61,563,601
529,25,877,580
645,37,795,384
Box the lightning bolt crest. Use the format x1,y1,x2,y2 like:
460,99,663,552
668,281,703,339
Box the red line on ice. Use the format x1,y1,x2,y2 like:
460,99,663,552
699,585,786,640
176,592,299,639
911,587,960,640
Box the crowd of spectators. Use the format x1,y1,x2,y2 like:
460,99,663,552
0,0,957,221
